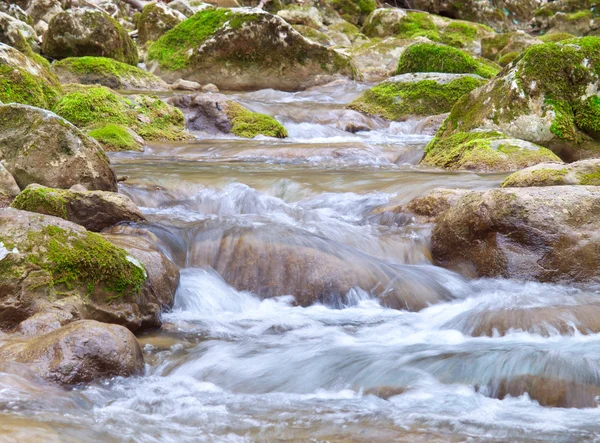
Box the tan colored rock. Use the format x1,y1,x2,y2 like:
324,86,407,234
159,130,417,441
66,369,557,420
0,163,20,208
501,159,600,188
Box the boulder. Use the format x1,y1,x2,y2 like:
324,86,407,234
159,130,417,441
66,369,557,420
362,8,495,53
348,73,487,121
51,56,169,91
534,1,600,36
137,2,186,46
0,320,144,385
277,7,325,29
168,0,214,18
52,84,188,143
147,9,357,91
481,31,543,66
426,37,600,163
431,186,600,285
0,42,62,109
406,188,468,220
42,8,138,65
169,78,202,91
166,93,287,138
0,104,117,191
26,0,63,35
10,184,145,231
0,11,38,52
502,159,600,187
330,0,375,26
0,208,174,331
87,123,145,152
349,35,415,81
396,42,501,79
0,163,20,208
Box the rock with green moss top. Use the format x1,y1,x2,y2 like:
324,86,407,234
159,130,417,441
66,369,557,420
502,158,600,187
52,84,188,143
0,163,20,208
0,11,38,53
166,92,287,138
0,43,62,108
349,73,487,121
147,9,358,91
0,207,163,331
292,24,333,46
88,123,144,152
481,31,543,65
330,0,375,26
362,8,495,54
0,103,117,191
431,186,600,284
393,0,543,32
422,130,562,172
137,2,186,46
277,7,324,29
52,56,168,91
428,37,600,162
11,184,145,231
538,32,576,42
349,35,416,81
397,42,501,79
42,9,138,65
534,0,600,36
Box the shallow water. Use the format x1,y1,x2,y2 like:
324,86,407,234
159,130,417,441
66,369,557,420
3,82,600,442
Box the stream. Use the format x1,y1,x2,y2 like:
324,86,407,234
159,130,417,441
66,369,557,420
2,82,600,442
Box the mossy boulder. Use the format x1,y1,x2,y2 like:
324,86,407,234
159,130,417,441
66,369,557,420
52,84,188,144
330,0,375,26
362,8,495,53
51,56,168,91
348,73,487,121
137,2,186,46
11,184,145,232
0,103,117,191
0,43,62,109
422,129,562,172
431,186,600,285
538,31,576,43
277,7,325,29
88,123,145,152
0,320,144,385
146,9,358,91
428,37,600,162
349,35,415,81
292,24,333,46
534,1,600,36
501,158,600,187
42,9,138,65
0,11,38,53
166,92,287,138
481,31,543,66
397,42,501,79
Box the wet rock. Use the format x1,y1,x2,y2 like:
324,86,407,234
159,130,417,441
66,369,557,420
0,163,20,208
146,9,357,91
10,184,145,232
348,73,487,121
170,78,202,91
0,208,171,331
16,309,74,336
166,93,287,138
0,320,144,385
406,188,468,220
0,11,38,52
481,31,543,66
42,8,138,65
137,2,185,46
51,56,169,91
431,186,600,285
425,37,600,164
0,103,117,192
0,42,62,109
501,159,600,187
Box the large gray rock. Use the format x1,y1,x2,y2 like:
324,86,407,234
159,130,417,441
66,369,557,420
137,2,185,45
0,104,117,192
0,11,38,52
432,186,600,285
502,159,600,187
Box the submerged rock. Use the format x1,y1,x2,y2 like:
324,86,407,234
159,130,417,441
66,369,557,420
0,320,144,385
431,186,600,285
146,9,357,91
501,159,600,187
10,184,145,232
0,103,117,192
42,8,138,65
51,56,169,91
166,93,287,138
348,73,487,121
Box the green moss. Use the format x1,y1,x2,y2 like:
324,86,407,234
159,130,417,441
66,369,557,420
348,76,486,121
88,123,140,151
11,186,68,219
579,171,600,185
539,32,576,43
497,51,519,66
225,101,287,138
331,0,375,24
293,25,331,45
52,85,187,141
501,167,568,187
53,56,158,82
397,42,501,79
567,10,593,20
575,95,600,137
228,12,261,29
147,8,231,71
0,65,61,109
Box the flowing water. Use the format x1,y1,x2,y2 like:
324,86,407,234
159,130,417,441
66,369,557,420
2,82,600,442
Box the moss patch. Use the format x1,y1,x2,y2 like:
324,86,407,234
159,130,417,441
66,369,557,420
579,171,600,185
397,43,501,79
88,123,140,151
539,32,576,43
11,186,69,219
53,56,159,83
0,64,62,109
225,101,287,138
348,75,486,121
501,167,568,187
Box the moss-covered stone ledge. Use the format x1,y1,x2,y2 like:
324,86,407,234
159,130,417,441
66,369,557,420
397,42,501,79
348,73,487,121
52,57,169,91
501,158,600,187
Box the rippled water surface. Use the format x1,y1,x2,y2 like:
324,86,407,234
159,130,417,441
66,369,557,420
2,83,600,442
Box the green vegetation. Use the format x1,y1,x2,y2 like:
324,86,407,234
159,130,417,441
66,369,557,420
88,123,140,151
331,0,375,25
348,76,486,120
501,167,568,187
53,57,159,82
579,171,600,185
0,65,62,109
11,186,69,219
539,32,575,42
225,101,288,138
397,43,501,79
